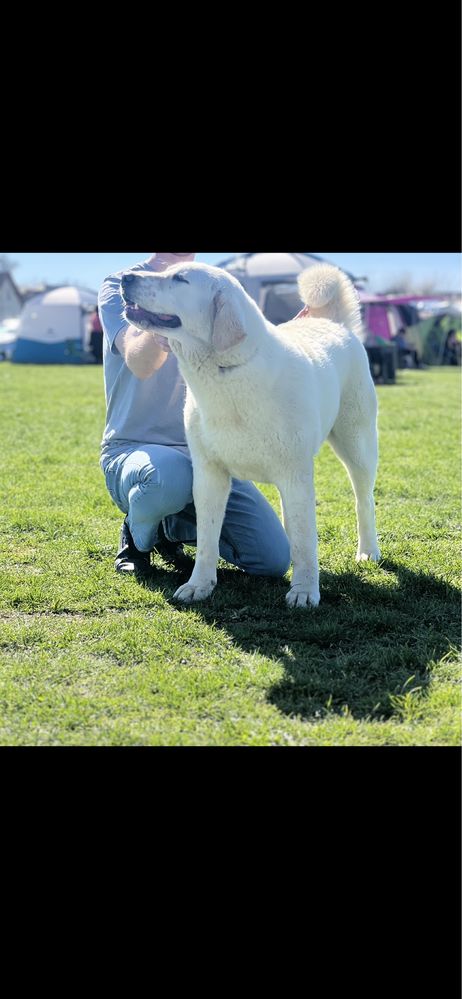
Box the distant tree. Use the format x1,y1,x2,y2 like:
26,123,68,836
380,272,414,294
380,272,446,295
0,255,18,273
419,277,441,295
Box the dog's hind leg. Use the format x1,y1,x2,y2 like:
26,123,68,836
328,412,381,563
279,467,320,608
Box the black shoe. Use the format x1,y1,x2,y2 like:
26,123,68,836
115,518,151,574
153,521,194,570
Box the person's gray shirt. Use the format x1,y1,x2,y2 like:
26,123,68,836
98,259,189,467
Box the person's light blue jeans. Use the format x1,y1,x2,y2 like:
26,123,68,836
102,444,290,577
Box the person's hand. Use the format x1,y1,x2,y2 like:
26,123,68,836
152,332,172,352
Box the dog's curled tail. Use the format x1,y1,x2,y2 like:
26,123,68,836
297,263,362,336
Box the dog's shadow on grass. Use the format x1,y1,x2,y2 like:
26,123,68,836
136,559,460,723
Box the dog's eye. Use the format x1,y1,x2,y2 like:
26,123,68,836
173,272,189,284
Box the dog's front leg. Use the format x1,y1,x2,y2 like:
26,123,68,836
173,458,231,604
279,469,320,608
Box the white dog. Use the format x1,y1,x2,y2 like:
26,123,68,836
122,261,380,608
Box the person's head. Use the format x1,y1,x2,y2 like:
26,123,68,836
149,252,196,270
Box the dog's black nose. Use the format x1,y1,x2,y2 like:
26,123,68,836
122,273,135,288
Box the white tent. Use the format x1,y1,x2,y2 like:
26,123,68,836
12,286,97,364
218,252,357,324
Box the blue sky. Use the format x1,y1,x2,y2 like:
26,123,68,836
3,252,461,293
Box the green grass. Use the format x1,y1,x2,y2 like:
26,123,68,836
0,364,460,745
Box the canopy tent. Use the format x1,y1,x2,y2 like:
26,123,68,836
217,253,359,325
359,293,421,344
359,292,462,340
12,286,97,364
406,306,462,365
359,293,461,363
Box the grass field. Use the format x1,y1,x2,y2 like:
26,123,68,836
0,364,460,746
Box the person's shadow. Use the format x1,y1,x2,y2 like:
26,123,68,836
136,558,460,723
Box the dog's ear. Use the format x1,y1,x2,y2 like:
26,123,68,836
211,287,247,353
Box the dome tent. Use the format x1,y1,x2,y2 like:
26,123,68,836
12,286,97,364
218,253,358,325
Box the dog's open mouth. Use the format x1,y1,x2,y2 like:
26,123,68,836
124,302,182,329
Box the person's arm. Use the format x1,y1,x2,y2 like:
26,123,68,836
115,326,169,379
98,272,169,380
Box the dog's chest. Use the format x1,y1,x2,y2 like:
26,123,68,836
187,381,280,482
205,426,274,481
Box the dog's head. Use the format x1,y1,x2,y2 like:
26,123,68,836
121,262,249,357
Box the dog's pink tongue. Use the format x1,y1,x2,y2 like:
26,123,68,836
148,252,196,272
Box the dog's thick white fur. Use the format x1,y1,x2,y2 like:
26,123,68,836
122,261,380,608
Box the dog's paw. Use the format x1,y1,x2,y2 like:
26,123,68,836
173,580,216,603
286,586,320,609
356,546,381,563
